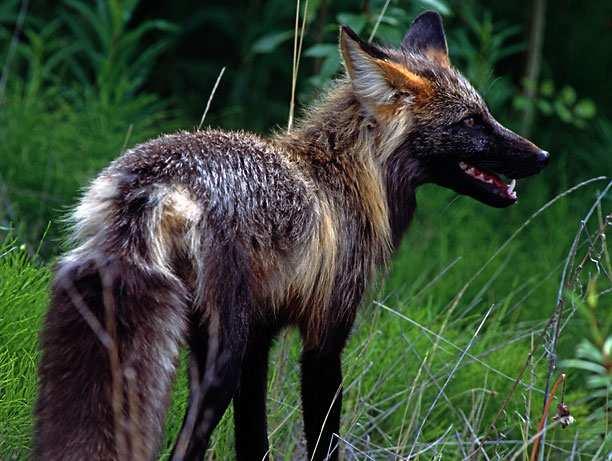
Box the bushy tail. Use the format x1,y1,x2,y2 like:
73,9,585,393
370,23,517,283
35,176,202,460
35,255,188,460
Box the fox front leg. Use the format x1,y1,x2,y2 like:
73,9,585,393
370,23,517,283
233,324,274,461
300,323,352,461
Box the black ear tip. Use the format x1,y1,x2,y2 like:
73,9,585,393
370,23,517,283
340,25,360,42
412,10,444,27
403,9,448,53
340,25,389,60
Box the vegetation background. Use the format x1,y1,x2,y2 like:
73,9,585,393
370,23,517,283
0,0,610,459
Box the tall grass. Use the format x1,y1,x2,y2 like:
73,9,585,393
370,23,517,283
0,240,48,457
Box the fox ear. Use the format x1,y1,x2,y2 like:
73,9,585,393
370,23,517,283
402,11,450,67
340,26,430,115
340,26,394,106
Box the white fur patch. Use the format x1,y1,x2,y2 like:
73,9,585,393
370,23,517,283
62,175,120,264
147,186,203,277
167,189,202,223
71,175,119,243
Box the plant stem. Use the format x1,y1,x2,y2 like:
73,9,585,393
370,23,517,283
520,0,546,137
288,0,309,133
530,373,565,461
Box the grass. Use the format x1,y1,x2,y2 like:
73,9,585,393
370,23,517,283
0,242,48,457
0,175,609,459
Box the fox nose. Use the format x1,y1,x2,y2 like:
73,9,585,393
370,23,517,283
536,149,550,167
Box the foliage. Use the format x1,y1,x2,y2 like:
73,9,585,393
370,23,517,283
60,0,177,108
0,0,179,254
562,337,611,398
449,5,524,111
514,80,597,129
561,274,612,422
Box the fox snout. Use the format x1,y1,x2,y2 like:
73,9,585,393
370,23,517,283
426,116,550,209
512,146,550,178
488,118,550,179
534,149,550,169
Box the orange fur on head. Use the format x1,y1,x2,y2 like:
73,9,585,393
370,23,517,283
376,60,432,97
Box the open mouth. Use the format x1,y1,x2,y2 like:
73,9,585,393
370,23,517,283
458,161,517,202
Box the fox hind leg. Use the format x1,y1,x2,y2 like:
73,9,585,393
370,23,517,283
171,242,251,461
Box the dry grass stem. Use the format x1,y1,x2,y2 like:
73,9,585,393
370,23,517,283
198,66,226,130
287,0,309,132
368,0,392,42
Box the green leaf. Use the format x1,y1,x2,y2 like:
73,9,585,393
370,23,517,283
586,375,612,389
574,99,596,119
537,100,552,115
560,85,577,105
379,16,399,27
307,74,326,89
522,78,537,93
318,53,341,79
590,388,612,399
496,43,526,60
513,95,529,111
304,44,337,59
554,100,573,123
573,119,586,129
540,79,555,97
576,339,603,363
252,30,293,54
560,359,606,375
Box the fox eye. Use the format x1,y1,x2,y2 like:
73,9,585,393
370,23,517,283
463,116,478,128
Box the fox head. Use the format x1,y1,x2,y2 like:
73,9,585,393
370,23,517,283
339,11,549,211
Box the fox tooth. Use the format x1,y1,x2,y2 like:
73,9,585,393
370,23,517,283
508,179,516,193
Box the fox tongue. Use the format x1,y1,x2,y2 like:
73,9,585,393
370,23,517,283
485,172,505,188
459,161,517,199
459,161,502,185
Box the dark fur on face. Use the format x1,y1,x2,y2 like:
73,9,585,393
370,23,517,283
35,11,548,461
338,12,549,237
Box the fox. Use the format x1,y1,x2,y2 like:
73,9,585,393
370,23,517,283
35,11,549,461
